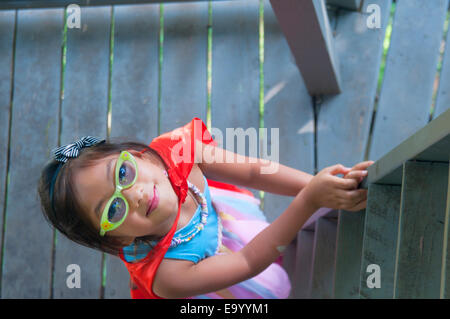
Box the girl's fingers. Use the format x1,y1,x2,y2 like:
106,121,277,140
337,189,367,206
351,161,375,171
344,170,368,180
346,199,367,212
332,175,358,190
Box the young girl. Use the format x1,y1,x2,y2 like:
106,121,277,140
38,117,372,299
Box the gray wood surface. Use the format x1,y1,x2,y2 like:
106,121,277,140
0,10,15,299
160,1,208,131
361,108,450,188
394,161,449,298
326,0,361,10
369,0,449,162
309,217,337,298
104,3,160,299
359,183,401,299
0,0,229,9
317,0,391,299
210,0,260,199
263,0,315,221
54,6,111,298
293,230,314,298
269,0,341,95
434,12,450,120
334,210,365,298
443,167,450,299
317,0,391,169
1,8,63,298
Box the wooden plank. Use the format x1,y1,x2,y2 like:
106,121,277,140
334,210,365,298
54,6,111,298
269,0,341,95
442,166,450,298
361,108,450,188
317,0,392,170
434,13,450,119
309,217,337,298
160,1,207,131
369,0,449,162
104,3,160,299
0,0,230,9
326,0,362,10
359,183,401,299
210,0,260,199
0,9,15,298
2,8,62,298
293,230,314,298
394,161,449,298
263,0,315,221
316,0,392,300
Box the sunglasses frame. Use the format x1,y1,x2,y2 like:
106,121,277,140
99,151,138,236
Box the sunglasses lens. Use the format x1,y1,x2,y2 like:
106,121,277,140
118,160,136,187
107,197,127,223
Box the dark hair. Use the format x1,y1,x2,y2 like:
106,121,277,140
38,139,166,256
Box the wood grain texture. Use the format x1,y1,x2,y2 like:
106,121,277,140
269,0,341,94
360,183,401,299
369,0,449,162
210,0,260,199
334,210,365,298
160,1,208,132
263,0,314,222
0,10,15,296
317,0,392,169
326,0,361,10
434,11,450,120
361,108,450,188
309,217,337,299
54,6,111,298
104,3,160,299
443,166,450,298
2,8,63,298
394,161,449,298
293,230,314,298
317,0,391,300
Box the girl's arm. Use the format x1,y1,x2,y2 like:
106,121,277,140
196,140,313,196
152,164,367,298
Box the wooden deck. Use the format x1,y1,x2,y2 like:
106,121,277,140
0,0,449,298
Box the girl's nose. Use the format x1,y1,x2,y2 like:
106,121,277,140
122,184,144,210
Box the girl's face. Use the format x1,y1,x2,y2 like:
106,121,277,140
73,151,179,243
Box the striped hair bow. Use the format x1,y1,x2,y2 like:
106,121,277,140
53,136,105,163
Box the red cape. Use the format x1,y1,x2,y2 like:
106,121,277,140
118,117,251,298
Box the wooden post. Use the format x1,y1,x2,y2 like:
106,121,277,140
309,217,338,298
269,0,341,95
394,161,449,298
359,183,401,298
334,210,365,298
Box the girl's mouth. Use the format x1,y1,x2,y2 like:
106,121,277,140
146,185,159,216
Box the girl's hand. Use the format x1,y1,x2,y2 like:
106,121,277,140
302,164,368,212
343,160,375,184
341,160,375,211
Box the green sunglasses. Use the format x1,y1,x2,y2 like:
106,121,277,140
99,151,138,236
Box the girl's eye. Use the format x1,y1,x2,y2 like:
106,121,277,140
118,161,136,186
107,198,126,223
